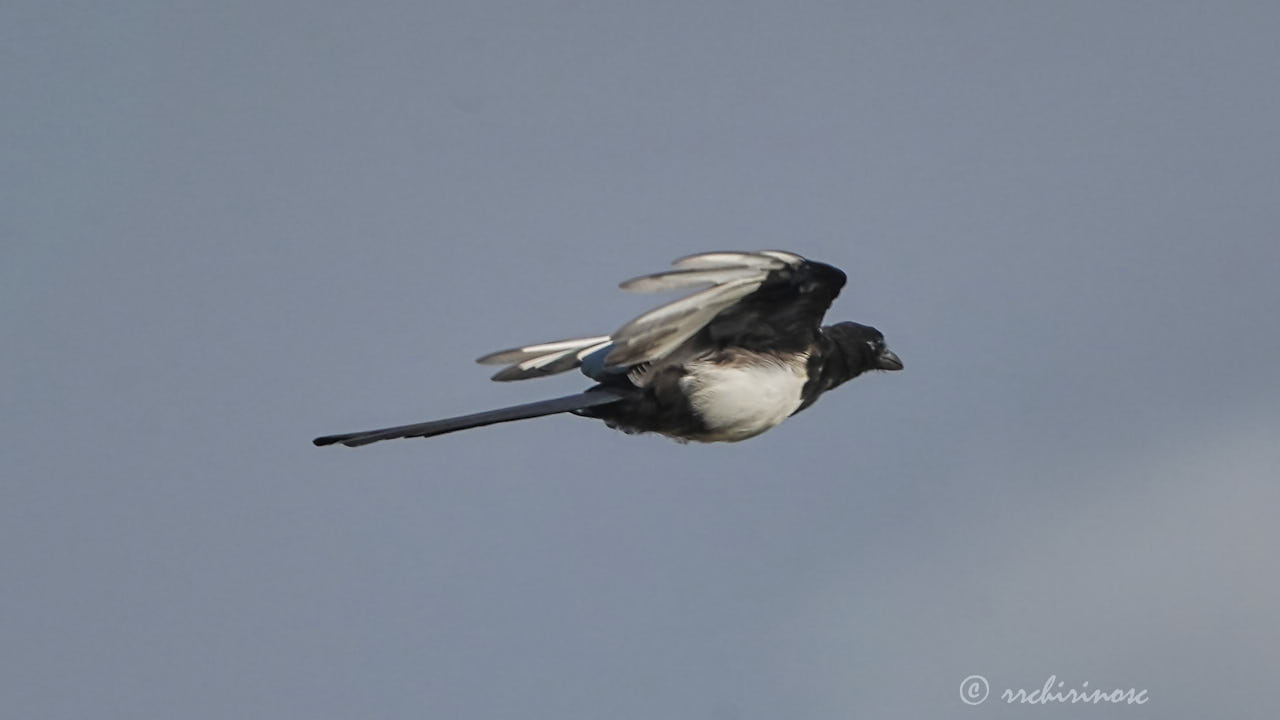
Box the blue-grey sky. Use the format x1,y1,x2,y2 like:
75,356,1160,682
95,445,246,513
4,2,1279,718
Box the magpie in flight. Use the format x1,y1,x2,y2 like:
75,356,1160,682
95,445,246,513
314,250,901,447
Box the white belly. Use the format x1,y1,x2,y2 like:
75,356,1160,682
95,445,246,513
678,359,807,442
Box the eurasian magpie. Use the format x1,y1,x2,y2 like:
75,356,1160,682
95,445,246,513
314,250,901,447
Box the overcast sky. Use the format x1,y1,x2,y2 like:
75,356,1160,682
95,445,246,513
4,2,1279,718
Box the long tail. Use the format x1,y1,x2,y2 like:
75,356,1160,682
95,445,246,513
313,390,625,448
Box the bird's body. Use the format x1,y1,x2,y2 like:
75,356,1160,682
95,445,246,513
676,350,810,442
314,251,901,448
580,347,811,442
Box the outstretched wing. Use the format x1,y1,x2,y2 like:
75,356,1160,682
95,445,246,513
695,251,847,354
477,250,845,382
605,250,846,365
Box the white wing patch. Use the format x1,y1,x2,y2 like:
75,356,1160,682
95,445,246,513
476,336,612,366
618,267,763,293
604,276,763,367
476,336,612,381
669,251,792,271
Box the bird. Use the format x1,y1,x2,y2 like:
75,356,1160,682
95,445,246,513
313,250,901,447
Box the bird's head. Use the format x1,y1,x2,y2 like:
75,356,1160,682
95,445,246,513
827,322,903,373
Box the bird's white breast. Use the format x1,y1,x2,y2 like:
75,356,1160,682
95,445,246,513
679,356,808,442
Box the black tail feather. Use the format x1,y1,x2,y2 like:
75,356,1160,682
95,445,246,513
313,390,625,448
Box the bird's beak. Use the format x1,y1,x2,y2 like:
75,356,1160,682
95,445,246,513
876,348,903,371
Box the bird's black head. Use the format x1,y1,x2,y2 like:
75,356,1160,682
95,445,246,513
826,321,903,373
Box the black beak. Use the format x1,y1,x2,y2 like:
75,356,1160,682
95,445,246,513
876,348,903,371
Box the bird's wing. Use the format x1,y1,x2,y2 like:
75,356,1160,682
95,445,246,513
476,251,844,382
694,251,848,354
605,250,846,365
476,336,613,382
